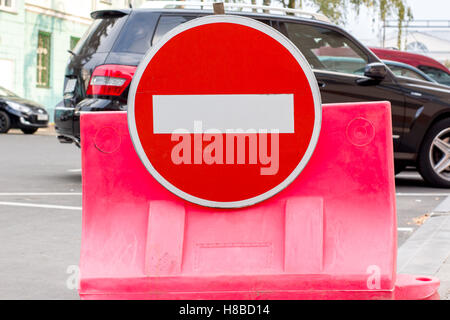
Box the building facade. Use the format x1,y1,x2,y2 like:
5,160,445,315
0,0,134,121
384,30,450,66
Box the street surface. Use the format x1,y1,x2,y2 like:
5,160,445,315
0,128,448,299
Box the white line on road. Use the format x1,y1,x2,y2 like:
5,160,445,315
395,193,450,197
397,227,414,232
67,169,82,172
0,201,81,211
0,193,82,196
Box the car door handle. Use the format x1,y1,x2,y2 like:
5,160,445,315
317,81,326,88
410,91,422,97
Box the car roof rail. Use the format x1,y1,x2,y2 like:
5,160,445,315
140,1,331,23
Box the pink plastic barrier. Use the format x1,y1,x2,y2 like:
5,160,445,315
79,101,439,299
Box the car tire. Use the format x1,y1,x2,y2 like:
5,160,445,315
21,127,38,135
0,111,11,133
418,118,450,188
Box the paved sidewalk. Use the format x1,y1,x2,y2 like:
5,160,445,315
397,196,450,300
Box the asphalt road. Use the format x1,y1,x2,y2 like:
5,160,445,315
0,130,449,299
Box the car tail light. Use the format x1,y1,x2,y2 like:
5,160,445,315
86,64,136,96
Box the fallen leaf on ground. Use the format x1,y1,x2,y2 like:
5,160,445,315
412,213,430,225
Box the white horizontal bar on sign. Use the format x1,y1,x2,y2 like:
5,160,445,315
152,94,294,133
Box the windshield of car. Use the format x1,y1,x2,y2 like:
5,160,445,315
418,66,450,86
0,86,17,97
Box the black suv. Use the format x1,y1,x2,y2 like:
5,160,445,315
55,8,450,187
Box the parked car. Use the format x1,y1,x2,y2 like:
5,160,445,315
55,6,450,187
370,47,450,86
0,86,49,134
317,56,436,82
382,60,437,83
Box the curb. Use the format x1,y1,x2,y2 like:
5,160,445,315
397,195,450,300
434,196,450,213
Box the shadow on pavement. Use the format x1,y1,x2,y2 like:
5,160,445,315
50,173,82,184
395,176,427,187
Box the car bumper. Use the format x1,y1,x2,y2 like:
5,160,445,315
18,116,48,128
55,98,126,145
55,103,77,142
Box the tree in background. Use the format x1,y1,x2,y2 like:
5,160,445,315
274,0,413,49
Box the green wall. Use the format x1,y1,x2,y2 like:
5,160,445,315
0,0,89,122
0,1,26,101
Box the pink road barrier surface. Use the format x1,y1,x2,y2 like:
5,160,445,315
78,102,439,299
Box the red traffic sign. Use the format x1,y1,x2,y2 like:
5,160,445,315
128,15,321,208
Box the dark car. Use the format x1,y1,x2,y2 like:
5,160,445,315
316,56,436,82
370,47,450,86
382,60,437,83
55,7,450,188
0,86,49,134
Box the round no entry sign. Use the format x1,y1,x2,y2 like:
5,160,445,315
128,15,321,208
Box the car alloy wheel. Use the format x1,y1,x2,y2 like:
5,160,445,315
429,127,450,182
418,118,450,188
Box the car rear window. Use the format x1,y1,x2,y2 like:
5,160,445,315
111,12,274,55
112,13,197,54
73,15,128,56
151,15,198,46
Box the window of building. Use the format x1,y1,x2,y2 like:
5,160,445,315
36,31,51,88
0,0,16,12
0,59,15,91
70,36,80,51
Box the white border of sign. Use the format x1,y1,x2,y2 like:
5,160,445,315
128,15,322,208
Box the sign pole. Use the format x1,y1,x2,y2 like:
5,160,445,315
213,2,225,14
